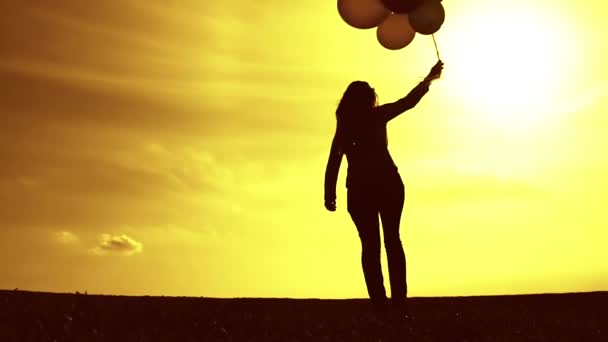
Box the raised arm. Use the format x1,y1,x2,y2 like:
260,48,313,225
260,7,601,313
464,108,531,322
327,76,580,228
324,124,345,212
375,81,430,122
376,60,444,122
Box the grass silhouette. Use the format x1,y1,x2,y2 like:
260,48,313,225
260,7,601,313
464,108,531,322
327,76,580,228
1,290,606,341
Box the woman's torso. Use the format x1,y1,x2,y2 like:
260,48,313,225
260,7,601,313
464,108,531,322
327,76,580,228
342,112,399,189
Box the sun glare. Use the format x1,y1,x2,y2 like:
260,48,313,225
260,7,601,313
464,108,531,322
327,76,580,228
443,5,578,127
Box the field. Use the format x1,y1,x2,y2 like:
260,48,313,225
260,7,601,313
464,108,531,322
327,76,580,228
0,290,606,341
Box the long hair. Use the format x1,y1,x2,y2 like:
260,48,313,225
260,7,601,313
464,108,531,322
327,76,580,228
336,81,377,121
335,81,377,145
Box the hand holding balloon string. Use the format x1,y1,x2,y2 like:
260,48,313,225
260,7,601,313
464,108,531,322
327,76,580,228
424,59,443,83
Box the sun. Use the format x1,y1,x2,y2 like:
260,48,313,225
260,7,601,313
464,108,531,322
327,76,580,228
441,4,578,128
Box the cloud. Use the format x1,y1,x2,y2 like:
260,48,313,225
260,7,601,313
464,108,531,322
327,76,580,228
89,233,143,256
54,230,79,244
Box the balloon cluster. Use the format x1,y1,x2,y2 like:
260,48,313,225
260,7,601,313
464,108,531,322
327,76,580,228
338,0,445,50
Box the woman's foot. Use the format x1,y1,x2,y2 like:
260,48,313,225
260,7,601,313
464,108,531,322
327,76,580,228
370,298,388,313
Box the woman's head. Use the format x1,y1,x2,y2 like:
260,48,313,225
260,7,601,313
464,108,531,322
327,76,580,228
336,81,378,121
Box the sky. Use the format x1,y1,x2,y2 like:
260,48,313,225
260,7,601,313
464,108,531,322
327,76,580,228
1,0,607,298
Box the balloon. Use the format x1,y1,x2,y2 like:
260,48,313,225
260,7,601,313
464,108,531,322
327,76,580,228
380,0,424,13
408,0,445,35
377,14,416,50
337,0,391,29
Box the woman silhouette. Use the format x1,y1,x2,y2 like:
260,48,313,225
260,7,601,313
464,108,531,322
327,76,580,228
324,60,443,311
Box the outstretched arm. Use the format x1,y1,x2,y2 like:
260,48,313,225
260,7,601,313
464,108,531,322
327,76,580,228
376,81,430,122
324,126,344,212
376,60,444,122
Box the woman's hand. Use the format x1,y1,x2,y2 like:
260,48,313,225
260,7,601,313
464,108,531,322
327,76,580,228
325,199,337,212
424,60,444,84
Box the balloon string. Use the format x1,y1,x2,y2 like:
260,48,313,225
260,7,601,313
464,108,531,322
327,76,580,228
432,34,441,61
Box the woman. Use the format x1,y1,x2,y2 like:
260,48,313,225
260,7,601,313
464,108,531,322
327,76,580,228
324,60,443,311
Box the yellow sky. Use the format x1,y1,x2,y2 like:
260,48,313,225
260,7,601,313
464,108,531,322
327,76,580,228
1,0,607,298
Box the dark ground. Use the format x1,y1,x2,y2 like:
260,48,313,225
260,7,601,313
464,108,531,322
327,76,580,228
0,290,606,341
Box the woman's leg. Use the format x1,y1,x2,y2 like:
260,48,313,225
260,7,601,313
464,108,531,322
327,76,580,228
347,187,386,304
379,173,407,302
